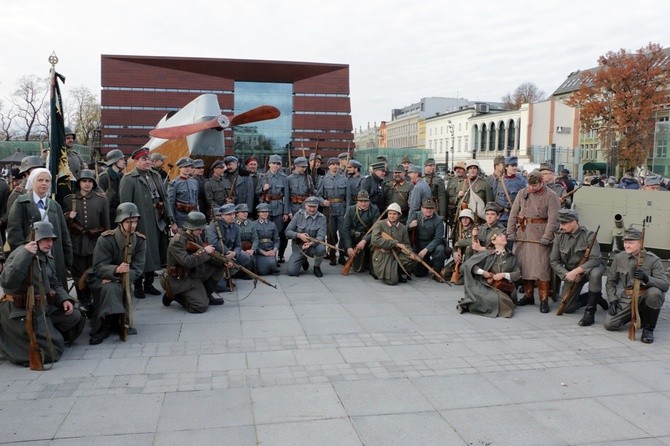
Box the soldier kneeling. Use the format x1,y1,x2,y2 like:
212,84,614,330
161,212,225,313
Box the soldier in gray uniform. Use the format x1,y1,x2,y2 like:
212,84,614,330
604,227,669,343
204,159,232,218
341,190,380,274
408,198,446,278
550,209,608,326
167,157,200,228
257,154,290,263
0,221,84,365
317,157,351,265
64,127,87,185
346,159,364,203
287,157,316,215
192,159,207,217
88,203,146,345
224,156,255,212
161,212,225,312
97,149,126,228
407,165,432,223
62,170,110,311
235,203,255,259
252,203,280,275
284,196,327,277
205,204,254,279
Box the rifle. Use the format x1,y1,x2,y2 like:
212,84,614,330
342,209,387,275
324,205,336,264
379,231,449,285
214,222,235,292
629,221,645,340
310,139,320,187
26,227,43,371
451,208,465,284
560,186,580,203
556,225,600,316
184,240,277,289
120,230,134,341
304,235,343,253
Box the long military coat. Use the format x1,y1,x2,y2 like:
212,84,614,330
62,191,110,257
97,167,123,224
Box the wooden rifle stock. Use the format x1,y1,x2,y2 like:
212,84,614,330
379,231,449,284
560,186,580,203
26,228,43,371
488,278,516,295
629,222,645,340
341,209,388,276
185,241,277,289
120,231,133,341
556,225,600,316
324,205,336,263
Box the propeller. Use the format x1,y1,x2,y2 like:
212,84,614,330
149,105,280,139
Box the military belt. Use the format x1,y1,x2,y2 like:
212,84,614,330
0,292,56,309
291,195,308,204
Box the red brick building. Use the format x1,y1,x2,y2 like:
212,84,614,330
100,55,354,160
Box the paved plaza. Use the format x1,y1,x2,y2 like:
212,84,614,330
2,256,670,446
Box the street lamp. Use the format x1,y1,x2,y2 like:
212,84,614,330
447,120,454,171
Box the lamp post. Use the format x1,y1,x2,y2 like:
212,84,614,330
448,120,455,171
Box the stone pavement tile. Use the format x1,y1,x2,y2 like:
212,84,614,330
409,314,474,331
154,426,256,446
300,317,365,336
157,388,253,431
661,437,670,445
239,305,298,321
589,440,666,446
242,319,305,338
483,368,586,403
411,374,511,410
355,316,421,333
544,363,654,397
198,352,247,372
501,337,557,353
146,355,198,374
285,291,339,305
332,378,433,416
56,394,163,438
178,321,243,341
247,350,297,369
256,418,362,446
251,383,346,424
293,303,351,319
390,300,444,316
441,404,567,446
341,303,403,317
381,344,436,361
136,306,185,324
351,412,466,446
523,398,648,444
596,392,670,437
130,322,182,343
92,357,150,376
0,397,76,443
182,304,241,322
424,341,476,358
611,359,670,391
293,348,345,366
332,291,387,304
50,433,154,445
338,346,392,363
33,359,101,381
237,291,290,307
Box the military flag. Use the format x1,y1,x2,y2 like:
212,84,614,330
49,67,72,201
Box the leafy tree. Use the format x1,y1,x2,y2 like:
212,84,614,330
12,75,49,140
501,82,545,110
566,42,670,170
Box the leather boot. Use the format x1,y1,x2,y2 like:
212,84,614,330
517,280,535,306
133,277,145,299
144,272,161,295
640,306,661,344
578,292,600,326
538,281,551,313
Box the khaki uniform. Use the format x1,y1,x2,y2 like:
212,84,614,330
341,203,380,273
384,180,412,223
424,173,447,220
370,219,415,285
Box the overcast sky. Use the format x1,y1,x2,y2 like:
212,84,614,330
1,0,668,133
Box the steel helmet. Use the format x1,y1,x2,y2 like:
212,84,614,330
459,208,475,220
105,149,125,166
386,203,402,214
78,169,97,187
183,211,207,230
33,221,58,242
115,202,141,223
64,127,76,138
19,156,44,174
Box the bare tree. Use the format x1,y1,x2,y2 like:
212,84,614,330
501,82,546,110
0,99,17,141
11,75,49,140
67,86,101,145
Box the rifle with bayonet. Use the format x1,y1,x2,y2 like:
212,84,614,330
629,221,645,340
379,231,450,285
342,209,387,276
556,225,600,316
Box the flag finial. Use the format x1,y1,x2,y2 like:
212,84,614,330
49,51,58,67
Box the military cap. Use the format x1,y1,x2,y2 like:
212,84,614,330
376,155,388,162
558,209,579,223
370,161,386,171
327,157,340,165
401,155,411,164
216,203,236,215
244,156,258,165
421,198,436,208
10,167,20,178
192,159,205,168
149,153,166,162
466,159,481,170
561,168,570,175
393,164,405,173
487,229,506,247
424,158,436,166
294,157,308,167
131,147,150,160
539,162,554,172
348,159,362,169
493,155,505,166
269,154,282,164
527,169,542,185
407,165,422,174
33,221,57,242
386,202,402,214
304,196,320,206
484,202,501,213
235,203,249,213
224,155,239,164
77,169,97,186
256,203,271,212
356,190,370,201
504,156,518,166
211,159,225,169
309,153,322,161
645,175,661,186
338,152,349,159
623,227,642,240
176,157,194,168
453,161,467,171
19,155,44,174
459,208,475,220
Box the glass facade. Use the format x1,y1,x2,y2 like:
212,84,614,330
233,81,293,161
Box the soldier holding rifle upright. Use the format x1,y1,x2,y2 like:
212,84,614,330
604,227,669,343
317,157,350,266
256,154,290,263
341,190,380,274
98,150,126,228
167,157,199,228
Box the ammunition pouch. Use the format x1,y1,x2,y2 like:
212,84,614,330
68,219,86,235
175,202,197,213
154,201,166,219
167,265,191,280
241,241,252,251
86,227,106,239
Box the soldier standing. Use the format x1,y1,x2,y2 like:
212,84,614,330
346,159,364,202
192,159,208,217
507,170,560,313
407,198,445,279
341,190,380,274
604,227,669,343
287,157,315,215
167,157,200,228
150,153,169,184
97,149,126,228
370,202,416,285
406,165,432,223
119,147,177,299
540,163,569,208
64,127,87,184
6,156,44,220
445,161,467,228
360,162,387,212
204,159,231,218
257,154,290,263
87,203,146,345
494,156,527,227
423,158,447,222
459,160,493,220
161,212,225,312
384,165,413,224
252,203,280,276
224,156,255,212
284,196,327,277
317,157,351,266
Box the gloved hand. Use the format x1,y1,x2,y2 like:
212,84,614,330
608,299,621,316
506,233,516,242
633,268,649,284
540,237,551,246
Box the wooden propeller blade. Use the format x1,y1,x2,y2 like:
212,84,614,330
229,105,280,126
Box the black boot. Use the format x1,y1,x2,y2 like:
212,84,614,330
313,266,323,278
89,318,111,345
578,291,601,326
640,306,661,344
204,280,224,306
144,272,161,295
134,277,145,299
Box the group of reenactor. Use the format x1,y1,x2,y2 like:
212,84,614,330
0,142,668,369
